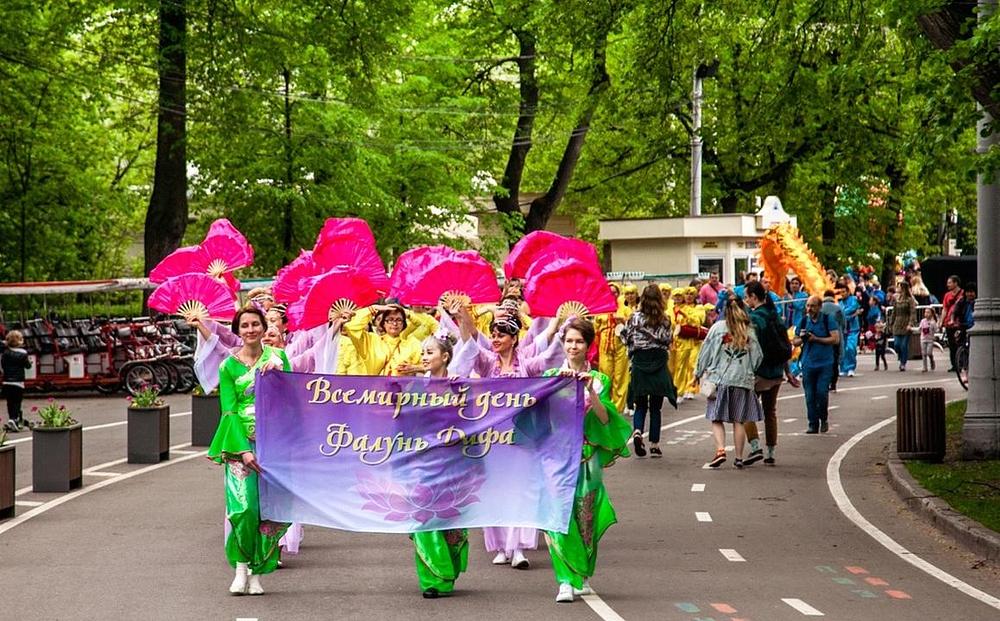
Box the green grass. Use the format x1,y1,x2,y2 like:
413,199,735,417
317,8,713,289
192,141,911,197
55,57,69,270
905,400,1000,533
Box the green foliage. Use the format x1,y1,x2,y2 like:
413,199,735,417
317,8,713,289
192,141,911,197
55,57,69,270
32,398,77,428
906,400,1000,533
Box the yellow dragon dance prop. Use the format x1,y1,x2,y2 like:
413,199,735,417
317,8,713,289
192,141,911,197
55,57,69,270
758,223,834,297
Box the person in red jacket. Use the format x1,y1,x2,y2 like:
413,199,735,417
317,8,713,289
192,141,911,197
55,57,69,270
941,275,963,372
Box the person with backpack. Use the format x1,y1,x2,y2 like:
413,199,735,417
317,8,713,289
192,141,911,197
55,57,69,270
742,281,799,465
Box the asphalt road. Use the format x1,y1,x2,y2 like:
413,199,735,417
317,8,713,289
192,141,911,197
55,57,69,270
2,362,998,621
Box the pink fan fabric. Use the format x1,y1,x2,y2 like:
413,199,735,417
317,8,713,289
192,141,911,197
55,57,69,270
148,274,238,321
148,218,254,283
312,218,390,293
523,257,616,317
286,266,382,331
201,218,254,270
504,231,600,279
390,245,500,306
273,250,319,303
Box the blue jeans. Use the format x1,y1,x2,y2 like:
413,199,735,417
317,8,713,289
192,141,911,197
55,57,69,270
893,334,910,367
840,331,859,373
802,365,834,430
633,395,664,443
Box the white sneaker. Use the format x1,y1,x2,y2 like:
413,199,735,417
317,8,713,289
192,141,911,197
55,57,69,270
229,563,248,595
511,549,530,569
847,370,855,377
574,580,593,596
556,583,574,603
247,573,264,595
492,551,509,565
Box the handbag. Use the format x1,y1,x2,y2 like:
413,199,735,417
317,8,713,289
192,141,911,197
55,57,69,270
700,378,717,399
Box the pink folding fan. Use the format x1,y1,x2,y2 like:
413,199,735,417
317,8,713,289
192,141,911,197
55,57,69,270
285,266,382,331
148,274,238,322
389,245,500,307
311,218,390,293
272,250,319,303
523,257,617,319
148,218,254,283
504,231,600,279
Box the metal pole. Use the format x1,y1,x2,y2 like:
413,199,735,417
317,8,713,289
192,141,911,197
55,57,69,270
963,0,1000,459
690,68,703,217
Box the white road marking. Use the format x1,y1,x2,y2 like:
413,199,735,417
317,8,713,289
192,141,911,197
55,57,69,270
871,395,888,401
171,449,197,455
775,378,954,402
15,500,43,507
782,598,824,616
7,411,193,445
695,512,712,522
85,471,122,477
829,406,840,411
828,417,1000,611
691,483,705,492
783,418,797,423
0,449,208,537
719,548,745,562
581,593,626,621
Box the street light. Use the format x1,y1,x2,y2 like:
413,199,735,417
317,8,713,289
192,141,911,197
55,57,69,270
690,60,719,217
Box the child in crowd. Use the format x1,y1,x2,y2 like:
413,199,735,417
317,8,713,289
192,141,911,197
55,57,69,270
919,307,938,372
873,321,888,371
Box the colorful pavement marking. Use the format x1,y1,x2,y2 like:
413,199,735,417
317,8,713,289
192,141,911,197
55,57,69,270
885,590,912,600
710,603,737,614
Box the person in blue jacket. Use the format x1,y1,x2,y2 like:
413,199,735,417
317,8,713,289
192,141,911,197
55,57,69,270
839,288,861,376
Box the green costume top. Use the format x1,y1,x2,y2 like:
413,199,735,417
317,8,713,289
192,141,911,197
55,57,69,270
208,345,291,462
543,367,631,465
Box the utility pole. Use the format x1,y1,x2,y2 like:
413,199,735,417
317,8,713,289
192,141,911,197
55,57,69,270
689,61,718,217
963,0,1000,459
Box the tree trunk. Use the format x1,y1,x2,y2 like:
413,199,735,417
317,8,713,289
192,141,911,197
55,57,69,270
282,67,295,265
720,194,739,213
144,0,188,283
820,183,836,252
525,28,611,233
917,3,1000,119
881,163,907,286
492,30,538,228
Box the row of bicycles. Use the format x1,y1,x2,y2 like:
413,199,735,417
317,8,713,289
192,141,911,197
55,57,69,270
0,316,199,397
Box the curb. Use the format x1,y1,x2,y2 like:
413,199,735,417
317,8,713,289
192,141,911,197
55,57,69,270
886,451,1000,561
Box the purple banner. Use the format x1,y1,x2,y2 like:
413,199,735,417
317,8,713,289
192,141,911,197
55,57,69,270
255,371,584,533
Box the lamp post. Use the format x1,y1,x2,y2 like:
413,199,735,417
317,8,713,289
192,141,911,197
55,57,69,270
690,60,719,217
962,0,1000,459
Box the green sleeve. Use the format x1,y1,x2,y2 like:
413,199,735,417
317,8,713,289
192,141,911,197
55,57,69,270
207,359,252,462
279,348,292,372
584,371,632,465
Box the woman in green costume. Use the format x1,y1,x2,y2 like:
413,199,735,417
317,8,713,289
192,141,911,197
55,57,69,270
411,331,469,598
207,306,291,596
544,317,631,604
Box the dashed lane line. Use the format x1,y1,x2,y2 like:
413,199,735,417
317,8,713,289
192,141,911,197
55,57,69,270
719,548,745,562
691,483,705,492
827,416,1000,611
695,512,712,522
781,598,824,616
14,500,43,507
7,410,193,445
85,471,122,477
871,396,888,401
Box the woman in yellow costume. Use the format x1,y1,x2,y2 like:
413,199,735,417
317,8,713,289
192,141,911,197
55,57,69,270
593,283,631,413
673,287,708,400
668,288,686,378
341,302,438,376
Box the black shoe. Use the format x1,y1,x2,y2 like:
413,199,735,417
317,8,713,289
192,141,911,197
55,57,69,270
422,588,441,599
734,458,744,469
820,421,829,433
947,367,956,373
806,427,819,434
763,457,775,465
743,449,764,466
649,446,662,458
708,451,726,468
632,433,646,457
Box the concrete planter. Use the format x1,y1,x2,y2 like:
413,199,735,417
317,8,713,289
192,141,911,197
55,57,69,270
128,405,170,464
32,424,83,492
191,394,221,447
0,444,14,519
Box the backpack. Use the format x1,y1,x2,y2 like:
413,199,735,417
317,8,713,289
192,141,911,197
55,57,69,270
760,307,792,367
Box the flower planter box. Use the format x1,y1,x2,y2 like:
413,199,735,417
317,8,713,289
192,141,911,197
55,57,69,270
128,405,170,464
0,445,15,519
191,394,221,447
32,424,83,493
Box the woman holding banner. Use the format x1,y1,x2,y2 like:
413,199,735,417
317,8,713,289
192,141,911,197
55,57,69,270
544,318,631,603
208,306,292,596
410,330,470,598
452,303,562,569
